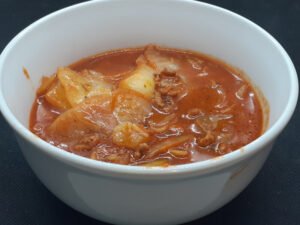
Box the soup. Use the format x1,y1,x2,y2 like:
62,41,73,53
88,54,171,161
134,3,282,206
30,45,265,166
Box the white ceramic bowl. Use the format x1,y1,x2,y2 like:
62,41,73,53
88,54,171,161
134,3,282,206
0,0,298,224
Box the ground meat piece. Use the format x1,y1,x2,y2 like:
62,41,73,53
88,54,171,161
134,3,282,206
137,143,149,151
156,74,185,95
152,91,174,113
74,134,101,151
167,87,183,96
135,143,149,158
134,151,142,159
90,145,138,164
218,143,227,153
153,90,165,108
196,131,216,147
217,143,232,154
152,72,187,113
159,85,183,97
154,73,161,82
165,95,175,106
159,86,172,95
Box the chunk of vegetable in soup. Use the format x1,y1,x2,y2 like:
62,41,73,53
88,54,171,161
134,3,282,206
30,45,264,166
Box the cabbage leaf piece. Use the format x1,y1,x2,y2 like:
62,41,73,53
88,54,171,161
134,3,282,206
57,67,112,107
113,89,152,124
119,56,155,99
47,94,116,141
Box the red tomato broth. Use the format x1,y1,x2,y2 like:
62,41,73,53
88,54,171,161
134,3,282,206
29,45,264,166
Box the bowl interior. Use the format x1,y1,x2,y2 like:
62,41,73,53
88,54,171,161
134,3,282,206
0,0,297,159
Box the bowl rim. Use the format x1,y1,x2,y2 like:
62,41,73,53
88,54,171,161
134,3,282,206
0,0,298,178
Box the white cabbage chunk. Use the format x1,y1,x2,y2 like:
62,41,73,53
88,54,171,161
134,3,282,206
113,122,149,149
113,89,152,124
119,56,155,99
57,67,112,107
144,45,179,73
48,94,116,140
45,82,72,110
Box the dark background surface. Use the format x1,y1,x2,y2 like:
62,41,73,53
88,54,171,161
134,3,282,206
0,0,299,224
